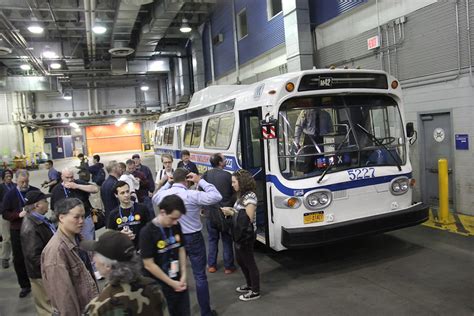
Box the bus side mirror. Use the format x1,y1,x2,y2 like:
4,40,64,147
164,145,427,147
406,122,414,138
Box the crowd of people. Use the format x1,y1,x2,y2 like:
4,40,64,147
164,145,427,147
0,151,261,315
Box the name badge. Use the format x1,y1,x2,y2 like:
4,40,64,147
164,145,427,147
169,260,179,278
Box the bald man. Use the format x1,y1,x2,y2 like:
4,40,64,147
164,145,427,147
50,168,99,241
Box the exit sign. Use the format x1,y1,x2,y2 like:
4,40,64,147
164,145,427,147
367,35,380,50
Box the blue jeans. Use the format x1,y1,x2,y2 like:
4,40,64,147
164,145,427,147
142,196,155,218
207,218,235,269
81,215,96,271
183,232,212,316
81,215,95,241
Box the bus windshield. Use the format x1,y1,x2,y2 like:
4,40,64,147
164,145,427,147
278,95,406,180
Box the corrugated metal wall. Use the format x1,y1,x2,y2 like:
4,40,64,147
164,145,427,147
309,0,367,26
209,0,236,79
316,1,474,81
203,0,285,81
234,0,285,65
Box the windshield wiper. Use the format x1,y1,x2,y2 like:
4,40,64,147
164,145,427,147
356,124,402,171
317,129,352,183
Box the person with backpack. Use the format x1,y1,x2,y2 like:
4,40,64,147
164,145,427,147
76,153,91,182
202,153,236,274
88,155,105,186
221,169,261,301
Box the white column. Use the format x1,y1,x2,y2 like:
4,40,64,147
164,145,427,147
283,0,314,71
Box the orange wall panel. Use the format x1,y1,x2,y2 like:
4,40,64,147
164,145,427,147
85,123,142,154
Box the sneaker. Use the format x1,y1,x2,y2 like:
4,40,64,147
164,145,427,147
19,287,31,298
208,266,217,273
94,270,104,280
239,291,260,301
235,285,251,293
2,259,9,269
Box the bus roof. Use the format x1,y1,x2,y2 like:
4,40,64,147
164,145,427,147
157,69,395,123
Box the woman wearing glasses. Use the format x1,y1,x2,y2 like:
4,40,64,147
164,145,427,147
221,169,261,301
155,154,175,191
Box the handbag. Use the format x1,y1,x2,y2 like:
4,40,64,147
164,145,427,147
91,208,105,230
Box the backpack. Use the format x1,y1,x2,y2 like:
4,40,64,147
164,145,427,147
94,168,106,186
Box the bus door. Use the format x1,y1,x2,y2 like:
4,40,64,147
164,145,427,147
238,108,269,245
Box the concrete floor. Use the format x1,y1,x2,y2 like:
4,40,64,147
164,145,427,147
0,152,473,315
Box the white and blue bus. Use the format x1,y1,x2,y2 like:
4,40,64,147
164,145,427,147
151,69,429,251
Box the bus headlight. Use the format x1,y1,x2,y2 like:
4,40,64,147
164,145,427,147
390,177,410,195
304,189,332,210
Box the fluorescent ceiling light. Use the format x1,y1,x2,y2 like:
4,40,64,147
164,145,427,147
63,93,72,100
74,128,81,132
115,117,127,127
61,119,69,123
42,50,57,59
140,85,149,91
20,64,31,71
50,62,61,69
92,25,107,34
27,25,44,34
69,122,79,129
180,19,192,33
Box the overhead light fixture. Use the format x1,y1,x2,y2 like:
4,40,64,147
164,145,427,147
140,85,149,91
20,64,31,71
92,25,107,34
180,18,192,33
27,24,44,34
115,117,127,127
61,118,69,123
63,92,72,100
69,122,79,129
42,48,57,59
50,62,61,69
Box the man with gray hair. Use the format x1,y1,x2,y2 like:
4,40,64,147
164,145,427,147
82,230,167,315
2,169,40,298
101,160,123,220
51,167,99,242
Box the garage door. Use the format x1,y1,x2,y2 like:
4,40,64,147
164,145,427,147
85,123,142,154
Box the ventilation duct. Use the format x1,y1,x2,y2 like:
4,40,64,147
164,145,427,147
0,76,62,92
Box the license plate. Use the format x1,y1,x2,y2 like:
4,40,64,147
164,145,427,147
304,211,324,224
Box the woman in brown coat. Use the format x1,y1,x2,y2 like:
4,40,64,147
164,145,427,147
41,198,99,315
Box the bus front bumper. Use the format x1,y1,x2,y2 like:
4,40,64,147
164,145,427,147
281,202,429,249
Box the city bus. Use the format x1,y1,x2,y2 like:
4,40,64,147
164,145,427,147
151,69,429,251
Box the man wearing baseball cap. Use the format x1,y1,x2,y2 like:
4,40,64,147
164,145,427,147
81,230,167,315
20,190,55,315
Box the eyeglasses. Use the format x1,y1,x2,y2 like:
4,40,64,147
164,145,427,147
162,161,172,164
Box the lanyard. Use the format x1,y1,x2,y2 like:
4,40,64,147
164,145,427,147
5,183,14,192
16,188,26,206
157,225,175,244
119,203,135,222
63,185,70,198
31,212,56,234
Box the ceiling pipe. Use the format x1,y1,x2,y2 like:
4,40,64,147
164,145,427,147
0,12,48,75
91,0,97,60
83,0,93,61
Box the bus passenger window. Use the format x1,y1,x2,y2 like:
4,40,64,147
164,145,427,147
216,114,234,149
190,121,202,147
205,113,234,149
184,123,193,146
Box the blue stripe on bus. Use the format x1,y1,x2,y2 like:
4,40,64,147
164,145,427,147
266,172,412,196
154,148,411,195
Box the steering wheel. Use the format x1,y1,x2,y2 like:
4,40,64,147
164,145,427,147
378,137,396,145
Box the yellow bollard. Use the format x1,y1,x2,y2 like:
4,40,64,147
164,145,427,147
437,159,454,224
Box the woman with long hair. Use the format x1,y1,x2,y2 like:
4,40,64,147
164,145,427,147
221,169,261,301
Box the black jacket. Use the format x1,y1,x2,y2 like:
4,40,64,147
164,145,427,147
20,213,54,279
177,160,199,174
101,175,119,218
